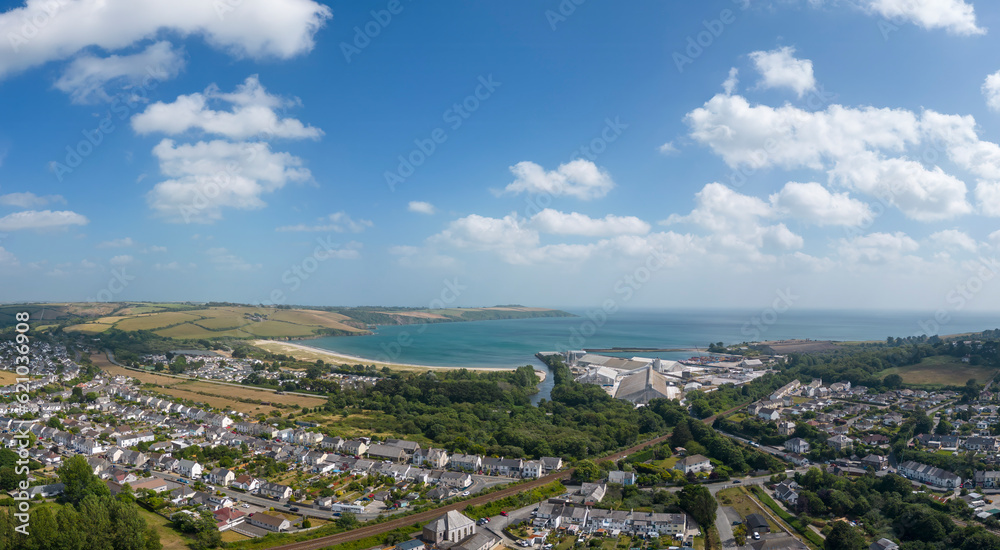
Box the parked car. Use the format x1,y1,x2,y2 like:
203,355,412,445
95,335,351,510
753,532,760,540
290,507,300,512
500,511,508,516
733,479,741,484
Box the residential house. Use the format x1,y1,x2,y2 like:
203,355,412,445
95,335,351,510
827,435,854,453
974,470,1000,489
608,470,637,485
209,467,235,486
540,456,563,473
231,475,260,492
116,432,155,448
248,513,291,532
758,408,781,422
966,437,999,453
861,454,889,471
259,482,292,500
449,454,482,472
367,444,408,463
778,421,797,437
176,459,203,479
870,539,900,550
213,507,246,531
899,460,963,488
674,454,713,475
521,460,544,478
784,438,810,454
774,481,800,506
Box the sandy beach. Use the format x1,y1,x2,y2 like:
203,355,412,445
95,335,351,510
253,340,547,382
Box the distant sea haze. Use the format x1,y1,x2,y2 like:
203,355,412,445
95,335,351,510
295,308,1000,369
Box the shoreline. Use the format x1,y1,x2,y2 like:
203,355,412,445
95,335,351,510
253,340,547,382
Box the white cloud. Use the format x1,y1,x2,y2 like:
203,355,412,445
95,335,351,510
97,237,135,248
769,182,872,226
686,93,920,170
928,229,979,252
206,247,261,271
863,0,984,36
132,75,322,140
316,241,363,260
829,153,971,221
501,160,615,200
665,183,771,233
0,209,88,231
276,212,372,233
429,213,539,264
837,231,920,264
408,201,436,215
663,183,803,260
748,46,816,97
723,67,739,95
146,245,167,253
389,245,457,268
530,209,650,237
658,142,680,155
109,254,134,266
146,139,311,223
686,94,990,220
0,246,18,266
0,0,331,80
0,192,65,208
983,70,1000,112
54,41,185,104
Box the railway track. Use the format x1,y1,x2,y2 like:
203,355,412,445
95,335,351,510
268,403,743,550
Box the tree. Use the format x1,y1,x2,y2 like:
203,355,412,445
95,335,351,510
336,512,358,530
883,374,903,389
936,419,953,435
670,419,693,450
733,523,747,546
825,521,865,550
573,460,600,483
678,484,716,528
58,455,110,505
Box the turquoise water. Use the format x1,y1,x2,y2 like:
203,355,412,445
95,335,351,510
297,308,1000,369
295,309,1000,403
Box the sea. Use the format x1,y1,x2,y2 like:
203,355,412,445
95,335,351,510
294,308,1000,404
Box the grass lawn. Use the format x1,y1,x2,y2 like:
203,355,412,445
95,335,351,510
555,537,576,550
879,355,1000,386
716,488,780,533
692,534,706,550
137,506,192,550
655,456,679,469
221,530,252,543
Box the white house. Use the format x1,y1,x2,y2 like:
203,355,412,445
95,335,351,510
176,459,203,479
674,454,712,475
784,438,810,454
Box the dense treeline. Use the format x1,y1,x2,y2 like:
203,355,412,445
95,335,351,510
790,467,1000,550
0,455,161,550
785,337,1000,390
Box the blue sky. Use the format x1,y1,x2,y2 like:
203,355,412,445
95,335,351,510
2,0,1000,312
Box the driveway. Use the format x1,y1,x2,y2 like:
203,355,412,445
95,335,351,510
715,505,748,550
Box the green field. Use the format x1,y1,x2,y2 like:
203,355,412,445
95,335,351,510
879,355,1000,386
11,302,573,340
114,311,204,330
